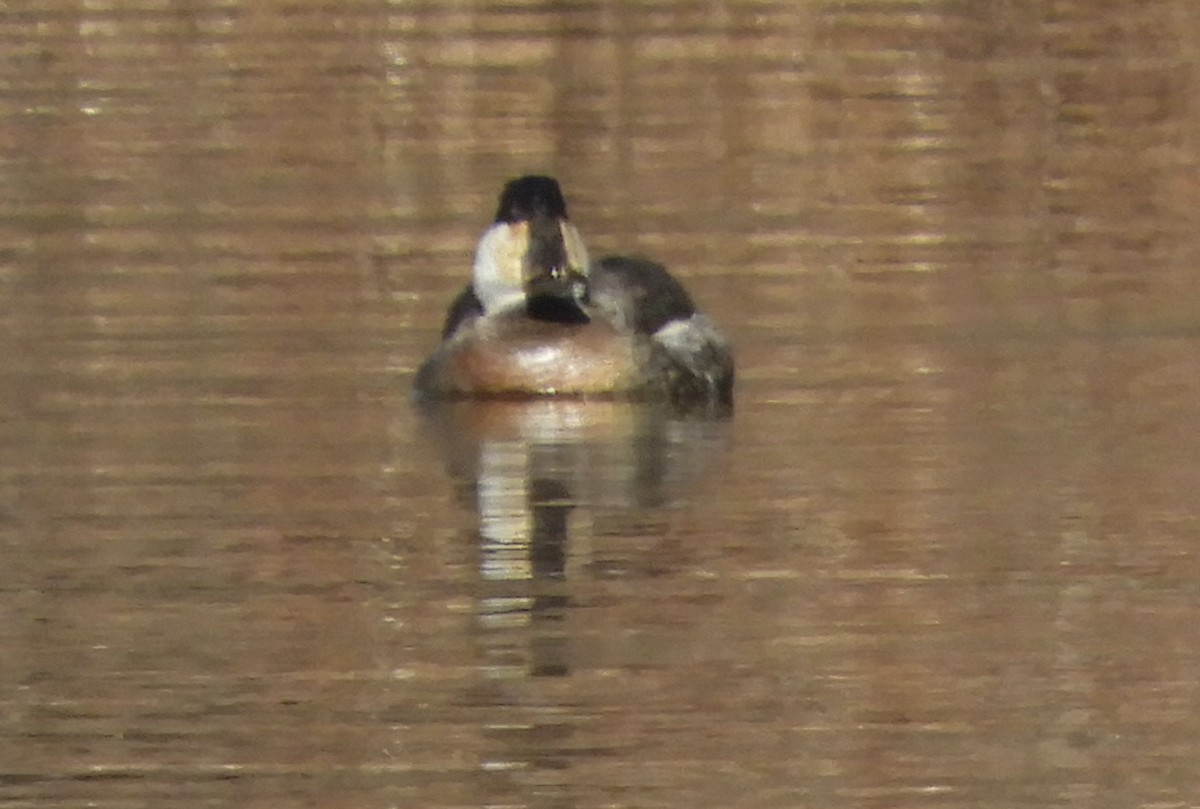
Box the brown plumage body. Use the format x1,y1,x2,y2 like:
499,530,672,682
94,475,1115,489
417,310,647,396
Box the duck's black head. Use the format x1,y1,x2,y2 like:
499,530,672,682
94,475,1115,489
473,176,591,325
494,175,569,223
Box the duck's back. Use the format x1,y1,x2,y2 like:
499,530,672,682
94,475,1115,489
588,256,697,336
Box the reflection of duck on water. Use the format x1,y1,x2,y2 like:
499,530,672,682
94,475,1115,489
415,176,734,408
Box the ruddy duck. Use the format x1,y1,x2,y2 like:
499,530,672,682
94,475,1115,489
414,176,733,407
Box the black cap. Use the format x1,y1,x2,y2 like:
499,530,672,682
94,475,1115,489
494,175,569,223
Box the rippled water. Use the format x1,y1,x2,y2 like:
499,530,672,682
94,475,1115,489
4,2,1200,807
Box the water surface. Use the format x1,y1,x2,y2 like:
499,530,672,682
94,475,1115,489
3,2,1200,807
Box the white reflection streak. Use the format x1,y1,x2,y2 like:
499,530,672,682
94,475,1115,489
478,441,531,581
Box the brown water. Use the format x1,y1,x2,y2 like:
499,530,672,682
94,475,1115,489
4,2,1200,807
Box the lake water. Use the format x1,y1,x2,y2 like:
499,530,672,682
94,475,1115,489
3,2,1200,807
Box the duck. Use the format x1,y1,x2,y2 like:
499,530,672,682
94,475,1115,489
414,175,734,408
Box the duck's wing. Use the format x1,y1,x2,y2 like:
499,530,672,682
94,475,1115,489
590,255,697,335
440,285,484,339
592,255,734,409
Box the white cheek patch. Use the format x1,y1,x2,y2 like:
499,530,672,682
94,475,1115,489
561,222,590,275
472,222,529,312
